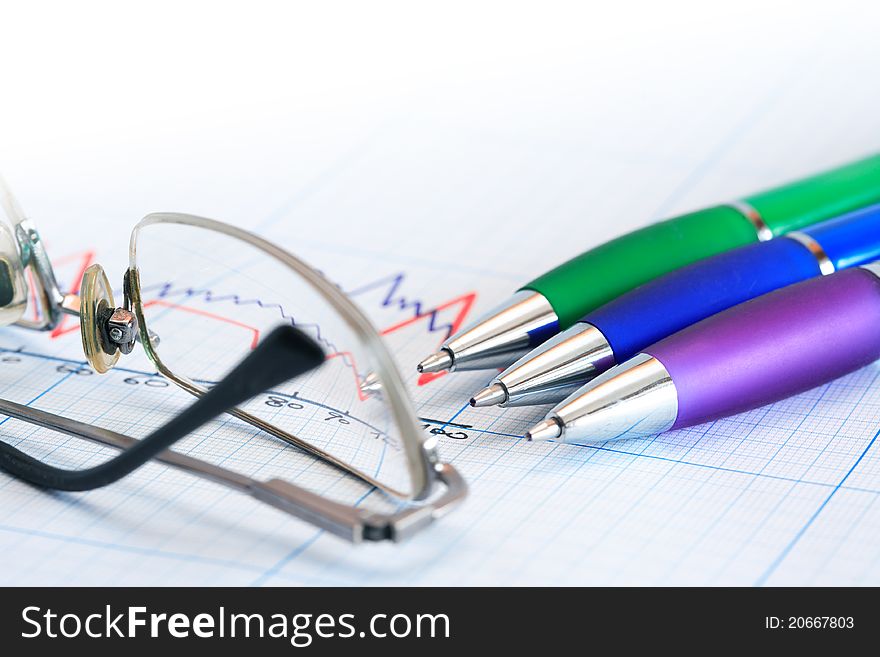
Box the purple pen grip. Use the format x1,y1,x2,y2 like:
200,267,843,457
647,268,880,429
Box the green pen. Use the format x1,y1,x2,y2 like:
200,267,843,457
417,154,880,374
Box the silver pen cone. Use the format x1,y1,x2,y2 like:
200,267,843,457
359,371,384,398
416,290,559,373
525,418,562,442
478,322,616,407
526,353,679,444
417,350,454,374
469,383,508,407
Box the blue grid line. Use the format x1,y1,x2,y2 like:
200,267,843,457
463,426,880,496
0,522,263,573
704,374,880,583
5,346,880,497
656,378,841,583
250,486,379,586
0,367,79,428
754,426,880,586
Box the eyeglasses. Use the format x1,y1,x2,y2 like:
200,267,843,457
0,178,466,542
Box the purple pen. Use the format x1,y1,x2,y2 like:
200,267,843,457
526,263,880,444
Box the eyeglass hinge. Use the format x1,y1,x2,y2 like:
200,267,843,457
97,306,139,355
362,507,436,543
13,219,66,330
362,464,469,543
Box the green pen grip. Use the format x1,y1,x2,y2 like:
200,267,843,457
524,154,880,327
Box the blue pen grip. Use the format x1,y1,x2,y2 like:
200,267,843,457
584,238,821,360
803,203,880,270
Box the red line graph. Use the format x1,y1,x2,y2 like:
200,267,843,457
142,299,261,349
44,249,477,389
325,351,370,401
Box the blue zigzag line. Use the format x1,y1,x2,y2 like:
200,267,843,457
345,272,460,340
143,282,352,370
146,271,460,344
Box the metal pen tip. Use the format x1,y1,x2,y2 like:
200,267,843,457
359,371,383,398
469,383,508,408
525,418,562,442
417,350,453,374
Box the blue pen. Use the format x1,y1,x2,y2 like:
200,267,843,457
469,202,880,408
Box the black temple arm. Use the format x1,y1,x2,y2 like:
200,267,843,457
0,325,325,491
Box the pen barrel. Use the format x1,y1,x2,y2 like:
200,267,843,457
803,202,880,270
585,238,822,360
524,154,880,328
648,268,880,429
526,205,758,326
747,155,880,234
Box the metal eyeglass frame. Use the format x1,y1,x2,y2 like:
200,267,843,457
0,185,467,543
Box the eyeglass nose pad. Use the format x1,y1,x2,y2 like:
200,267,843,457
80,264,122,374
0,221,28,327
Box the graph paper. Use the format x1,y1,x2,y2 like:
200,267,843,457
2,10,880,586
